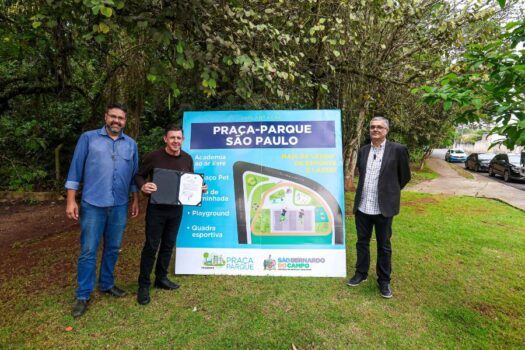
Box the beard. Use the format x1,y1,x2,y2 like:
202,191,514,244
108,123,122,133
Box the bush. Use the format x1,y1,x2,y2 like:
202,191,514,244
137,126,166,156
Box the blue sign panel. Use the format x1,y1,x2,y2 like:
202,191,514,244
176,110,346,277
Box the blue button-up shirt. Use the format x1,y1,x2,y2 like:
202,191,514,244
65,126,139,207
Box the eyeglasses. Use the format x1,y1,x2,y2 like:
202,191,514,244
369,125,385,130
108,114,126,121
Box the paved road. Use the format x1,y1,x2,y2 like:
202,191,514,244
408,150,525,211
471,171,525,191
431,149,525,191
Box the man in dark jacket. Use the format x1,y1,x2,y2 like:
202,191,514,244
134,124,207,305
347,116,411,298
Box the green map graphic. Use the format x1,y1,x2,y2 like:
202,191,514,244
242,171,334,245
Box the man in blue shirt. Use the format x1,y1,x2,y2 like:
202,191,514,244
65,102,139,318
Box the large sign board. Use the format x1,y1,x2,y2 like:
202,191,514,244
176,110,346,277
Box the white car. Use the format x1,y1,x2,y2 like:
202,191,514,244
445,149,467,163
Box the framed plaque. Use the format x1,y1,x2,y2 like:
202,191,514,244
150,168,204,206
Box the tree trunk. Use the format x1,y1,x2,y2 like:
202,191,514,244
343,145,356,191
124,47,146,140
419,147,433,170
344,103,368,191
54,143,63,181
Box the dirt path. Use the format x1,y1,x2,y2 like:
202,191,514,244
0,200,145,301
0,201,79,250
407,157,525,211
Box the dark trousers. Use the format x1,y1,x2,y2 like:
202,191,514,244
138,204,183,287
355,210,393,284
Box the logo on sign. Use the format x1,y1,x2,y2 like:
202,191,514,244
263,255,277,270
202,252,226,269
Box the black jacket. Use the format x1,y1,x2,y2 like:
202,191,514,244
353,141,411,217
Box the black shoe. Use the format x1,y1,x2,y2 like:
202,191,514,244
347,273,368,287
100,286,127,298
379,283,393,299
137,286,150,305
72,299,88,318
154,278,180,290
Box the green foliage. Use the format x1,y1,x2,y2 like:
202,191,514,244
409,161,439,184
416,18,525,149
0,0,519,190
460,129,487,144
409,148,429,163
0,97,90,191
137,126,165,156
311,0,505,185
442,128,457,147
5,166,47,191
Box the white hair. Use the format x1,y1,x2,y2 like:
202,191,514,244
370,116,389,129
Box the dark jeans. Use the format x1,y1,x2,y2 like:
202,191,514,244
354,210,393,284
138,204,183,287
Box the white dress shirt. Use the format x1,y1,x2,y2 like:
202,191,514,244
358,140,386,215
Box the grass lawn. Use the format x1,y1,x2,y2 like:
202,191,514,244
1,191,524,349
446,162,476,180
409,161,440,185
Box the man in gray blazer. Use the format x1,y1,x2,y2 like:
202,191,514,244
347,116,411,298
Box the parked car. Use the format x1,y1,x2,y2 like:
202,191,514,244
464,153,495,172
488,153,525,182
445,149,467,163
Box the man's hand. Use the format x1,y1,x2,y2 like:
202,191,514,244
130,192,140,218
66,189,79,220
141,182,157,194
202,183,208,193
66,201,79,220
131,202,139,217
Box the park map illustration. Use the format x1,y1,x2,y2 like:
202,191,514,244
241,170,335,245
